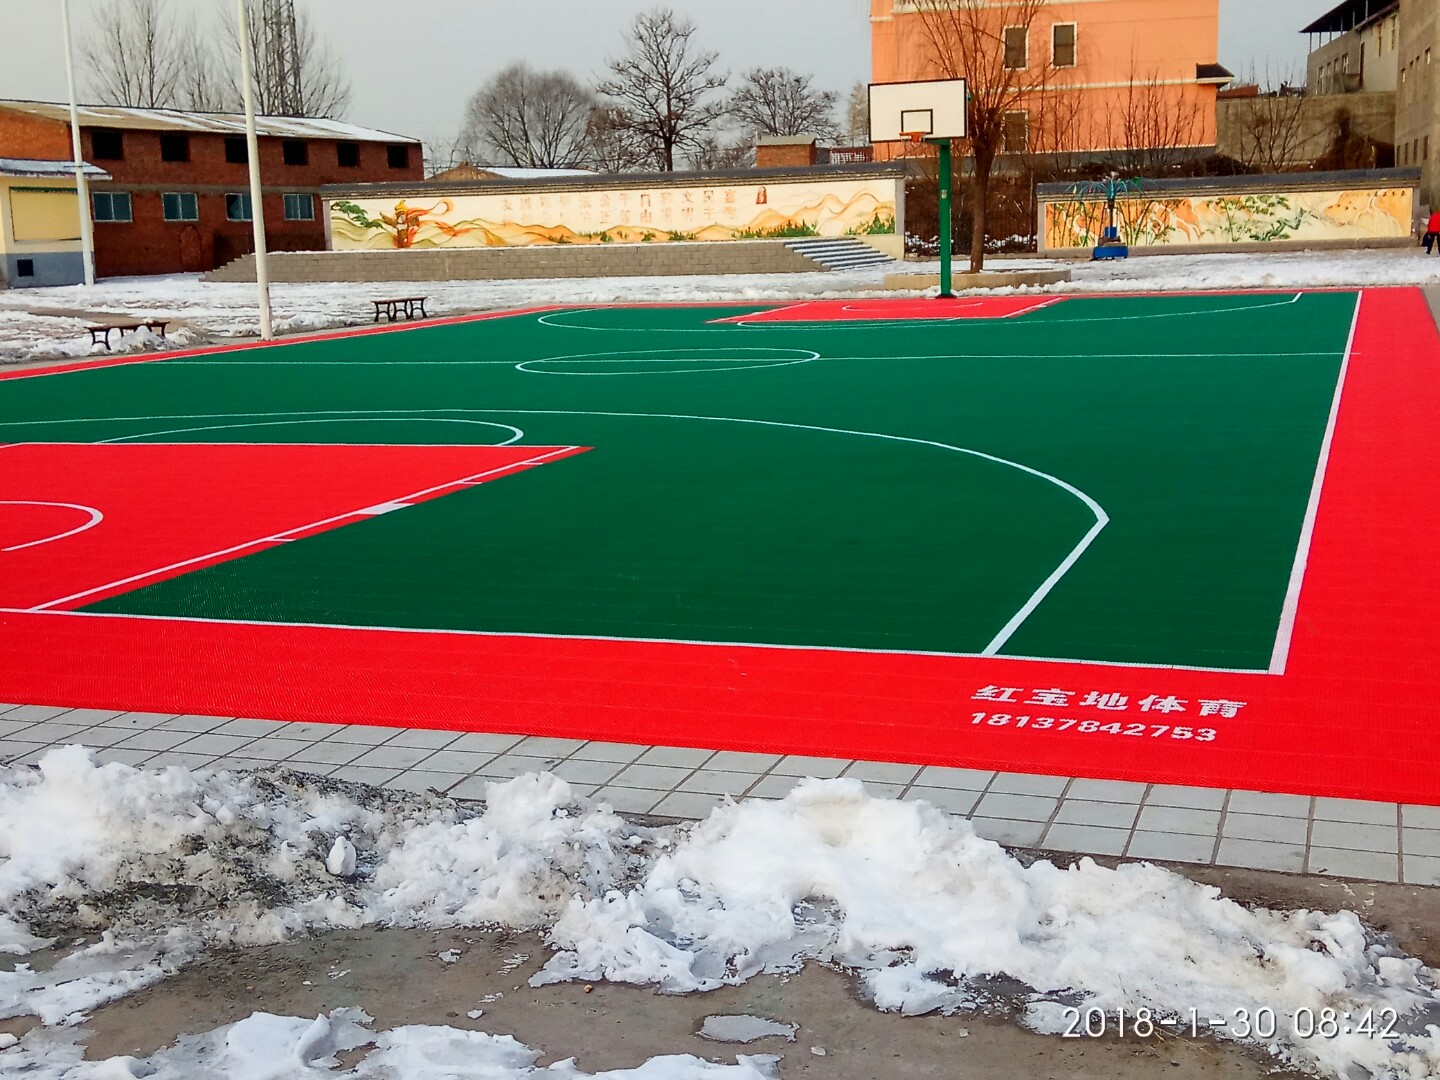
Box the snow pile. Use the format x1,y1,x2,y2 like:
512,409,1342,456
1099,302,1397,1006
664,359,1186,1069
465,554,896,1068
3,1007,780,1079
1,750,1438,1077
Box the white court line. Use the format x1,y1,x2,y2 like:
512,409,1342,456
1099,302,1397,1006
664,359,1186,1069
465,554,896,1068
99,417,525,445
1268,291,1362,675
25,446,580,612
1,501,104,552
0,607,1271,674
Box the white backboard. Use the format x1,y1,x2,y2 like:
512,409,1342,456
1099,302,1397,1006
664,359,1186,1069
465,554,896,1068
868,79,968,143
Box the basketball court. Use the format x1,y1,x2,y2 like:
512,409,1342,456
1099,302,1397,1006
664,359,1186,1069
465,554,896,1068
1,287,1437,805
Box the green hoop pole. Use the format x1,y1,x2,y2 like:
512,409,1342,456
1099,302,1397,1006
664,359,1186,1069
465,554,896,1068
936,139,954,299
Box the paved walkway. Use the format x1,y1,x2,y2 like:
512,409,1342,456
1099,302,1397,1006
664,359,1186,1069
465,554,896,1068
2,703,1436,886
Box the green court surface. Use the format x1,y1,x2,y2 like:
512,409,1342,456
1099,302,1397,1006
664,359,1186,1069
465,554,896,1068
2,291,1356,671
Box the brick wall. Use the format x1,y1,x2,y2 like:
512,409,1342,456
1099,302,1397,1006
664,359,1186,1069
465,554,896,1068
0,108,72,160
755,143,818,169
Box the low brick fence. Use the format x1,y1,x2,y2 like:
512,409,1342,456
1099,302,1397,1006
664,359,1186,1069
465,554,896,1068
204,240,823,283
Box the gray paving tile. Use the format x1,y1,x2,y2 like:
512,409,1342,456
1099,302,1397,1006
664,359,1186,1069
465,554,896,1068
117,729,197,753
1221,812,1309,845
381,728,464,750
443,731,525,755
328,765,404,786
1312,798,1397,826
418,749,500,775
155,714,233,733
1405,855,1440,886
746,774,803,799
675,769,756,796
3,706,74,723
842,761,922,785
855,781,904,800
913,766,994,790
70,726,138,748
771,755,849,778
612,763,693,790
1053,799,1139,829
1216,838,1305,873
512,737,588,758
1065,779,1148,804
1310,820,1399,854
970,817,1046,847
1403,805,1440,830
349,745,436,771
704,750,782,773
0,704,21,713
205,757,282,773
1309,847,1399,882
211,718,287,738
904,786,981,816
592,786,666,814
1146,784,1227,810
989,772,1069,797
237,739,316,762
448,776,502,801
174,732,256,757
569,741,648,763
651,791,729,819
1227,791,1311,818
1403,827,1440,858
284,740,371,767
0,718,37,738
635,746,714,768
8,747,52,766
321,725,409,745
149,751,221,771
101,712,179,729
57,709,124,725
386,771,467,794
1126,830,1216,865
257,721,342,742
1136,805,1222,836
2,742,49,763
549,757,625,786
15,722,92,744
478,754,556,779
1043,823,1129,857
92,746,157,767
974,792,1059,822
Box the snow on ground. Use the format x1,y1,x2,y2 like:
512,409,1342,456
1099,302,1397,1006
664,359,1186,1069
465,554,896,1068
1,748,1438,1079
2,248,1439,364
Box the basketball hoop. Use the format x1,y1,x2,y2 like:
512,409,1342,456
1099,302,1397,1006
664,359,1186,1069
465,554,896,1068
901,131,926,145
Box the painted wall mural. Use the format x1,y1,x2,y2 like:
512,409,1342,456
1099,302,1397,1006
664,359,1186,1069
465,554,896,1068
1042,186,1414,250
329,177,899,250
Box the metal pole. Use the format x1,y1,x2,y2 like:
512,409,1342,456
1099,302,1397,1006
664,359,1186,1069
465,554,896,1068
936,139,954,299
235,0,273,339
59,0,95,287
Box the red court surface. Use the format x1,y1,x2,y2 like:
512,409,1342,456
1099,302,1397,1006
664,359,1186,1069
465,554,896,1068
1,289,1438,805
724,296,1062,322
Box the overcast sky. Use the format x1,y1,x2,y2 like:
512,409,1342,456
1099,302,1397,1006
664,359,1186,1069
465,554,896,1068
6,0,1322,151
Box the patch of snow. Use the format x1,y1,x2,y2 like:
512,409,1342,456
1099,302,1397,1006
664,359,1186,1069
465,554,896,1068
437,949,460,964
326,837,357,878
697,1015,797,1043
0,749,1437,1078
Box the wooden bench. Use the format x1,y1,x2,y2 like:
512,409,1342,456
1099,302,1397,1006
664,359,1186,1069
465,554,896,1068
87,320,170,350
371,296,429,323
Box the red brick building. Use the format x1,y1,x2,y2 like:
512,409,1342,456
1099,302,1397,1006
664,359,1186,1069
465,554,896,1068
0,100,421,278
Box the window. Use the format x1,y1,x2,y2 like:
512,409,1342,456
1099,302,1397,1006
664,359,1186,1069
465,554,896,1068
162,192,199,222
387,143,410,169
1426,136,1431,161
282,139,309,166
283,193,314,221
225,137,248,164
159,133,190,162
16,258,34,278
1003,26,1028,69
225,192,253,221
1002,111,1029,153
91,191,132,222
90,129,123,160
336,141,360,167
1052,23,1076,68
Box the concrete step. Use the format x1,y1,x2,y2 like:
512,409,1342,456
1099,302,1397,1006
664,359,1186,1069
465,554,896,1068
784,237,896,272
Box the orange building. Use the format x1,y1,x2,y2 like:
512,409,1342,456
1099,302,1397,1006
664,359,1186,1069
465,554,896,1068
870,0,1232,160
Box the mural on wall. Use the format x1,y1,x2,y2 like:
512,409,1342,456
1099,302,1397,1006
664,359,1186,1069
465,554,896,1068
1043,187,1413,249
330,178,898,250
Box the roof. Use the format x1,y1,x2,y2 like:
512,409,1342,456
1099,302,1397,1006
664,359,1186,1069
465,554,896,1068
1301,0,1398,35
1196,63,1235,85
0,100,419,145
0,157,109,180
756,134,820,146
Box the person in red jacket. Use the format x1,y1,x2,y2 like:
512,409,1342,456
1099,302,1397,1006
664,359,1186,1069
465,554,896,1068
1424,209,1440,254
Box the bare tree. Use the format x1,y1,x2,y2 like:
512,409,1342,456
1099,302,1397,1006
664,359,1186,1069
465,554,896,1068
1229,90,1310,172
597,8,728,171
728,67,838,141
844,81,870,145
458,64,595,169
223,1,351,118
1104,70,1207,175
172,30,232,112
82,0,183,108
583,105,657,172
685,134,752,169
911,0,1051,272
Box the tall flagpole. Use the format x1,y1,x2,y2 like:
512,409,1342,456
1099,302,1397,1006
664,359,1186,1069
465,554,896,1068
59,0,95,287
235,0,273,339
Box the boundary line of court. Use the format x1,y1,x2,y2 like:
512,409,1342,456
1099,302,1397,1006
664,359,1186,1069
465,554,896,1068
0,502,104,552
1268,290,1363,675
